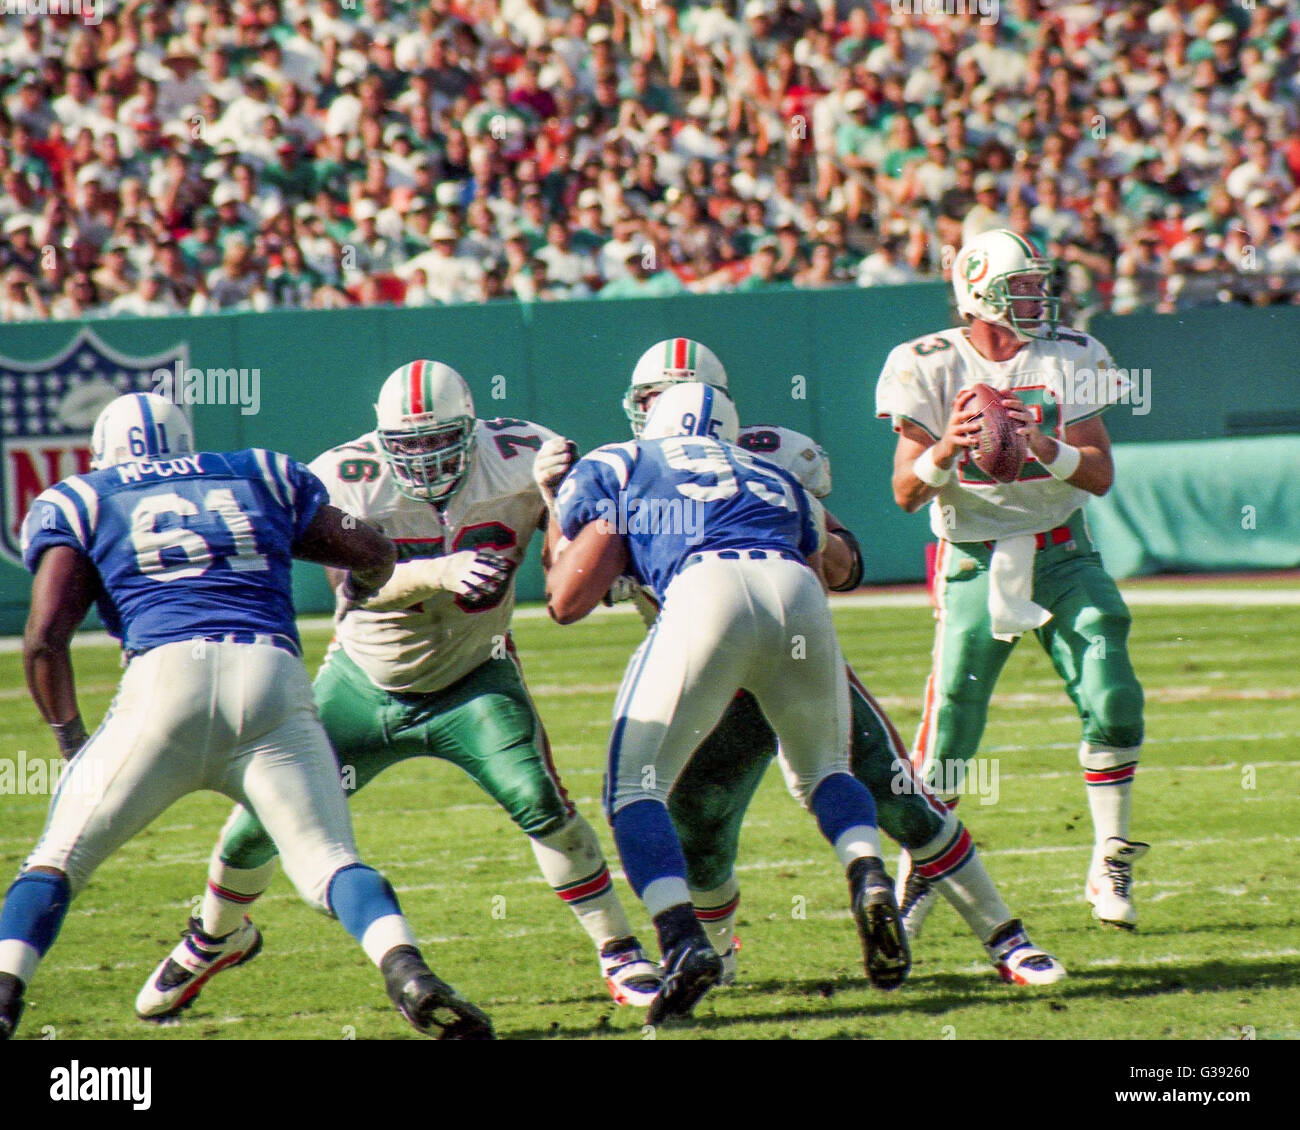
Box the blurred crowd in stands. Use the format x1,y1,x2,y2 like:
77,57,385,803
1,0,1298,324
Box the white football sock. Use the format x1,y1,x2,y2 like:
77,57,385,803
0,939,40,985
530,813,633,951
833,825,882,868
200,855,278,938
1079,742,1139,848
363,915,418,967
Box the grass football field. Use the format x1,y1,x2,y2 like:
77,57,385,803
1,586,1298,1041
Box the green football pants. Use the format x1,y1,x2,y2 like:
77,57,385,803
218,643,574,869
669,670,950,892
913,509,1144,796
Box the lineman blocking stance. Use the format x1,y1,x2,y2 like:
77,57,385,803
2,393,490,1040
876,228,1148,933
137,362,660,1020
549,383,910,1023
597,339,1063,985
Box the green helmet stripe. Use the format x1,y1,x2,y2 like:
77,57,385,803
1006,230,1039,258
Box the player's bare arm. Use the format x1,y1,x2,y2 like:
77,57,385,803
1002,396,1115,496
23,545,98,757
547,519,629,624
292,502,397,596
891,394,980,513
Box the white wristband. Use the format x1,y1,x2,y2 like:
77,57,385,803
912,446,952,487
1042,440,1082,481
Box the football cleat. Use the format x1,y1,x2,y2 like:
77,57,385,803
850,856,912,990
135,915,262,1020
895,848,938,942
599,936,662,1007
984,919,1067,986
381,945,494,1040
0,973,25,1041
646,937,723,1025
1086,837,1150,930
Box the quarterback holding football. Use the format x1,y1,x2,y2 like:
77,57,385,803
876,228,1148,936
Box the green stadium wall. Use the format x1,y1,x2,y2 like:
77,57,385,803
1,288,1298,636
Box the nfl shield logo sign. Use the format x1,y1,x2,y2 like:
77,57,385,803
0,328,188,567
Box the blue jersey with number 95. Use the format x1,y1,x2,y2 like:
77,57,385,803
20,449,328,654
556,436,820,602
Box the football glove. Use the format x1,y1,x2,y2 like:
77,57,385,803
453,549,516,610
357,550,515,611
533,436,579,509
602,574,642,606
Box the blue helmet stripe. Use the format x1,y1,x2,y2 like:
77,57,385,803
697,384,714,436
135,393,158,456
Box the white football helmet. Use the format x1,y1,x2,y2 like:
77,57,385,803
624,337,729,436
952,228,1061,341
642,381,739,444
90,392,195,469
375,360,476,503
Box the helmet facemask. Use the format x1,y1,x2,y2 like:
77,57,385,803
624,380,676,437
982,264,1061,341
379,416,475,503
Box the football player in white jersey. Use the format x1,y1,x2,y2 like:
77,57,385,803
136,361,661,1021
540,338,1064,988
876,228,1147,935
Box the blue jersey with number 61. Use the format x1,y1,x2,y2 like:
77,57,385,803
20,449,328,654
556,436,820,602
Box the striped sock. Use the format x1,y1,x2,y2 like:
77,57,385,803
201,857,278,938
692,878,740,955
531,813,633,951
920,821,1014,944
1079,742,1139,846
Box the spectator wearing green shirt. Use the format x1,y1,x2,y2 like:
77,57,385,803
735,242,785,292
179,210,224,274
264,140,318,201
598,245,685,299
266,242,324,308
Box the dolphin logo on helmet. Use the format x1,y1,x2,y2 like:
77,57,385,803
952,229,1061,342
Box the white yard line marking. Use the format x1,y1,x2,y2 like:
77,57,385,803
2,584,1297,653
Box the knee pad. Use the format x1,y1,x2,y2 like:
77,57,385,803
1083,680,1145,749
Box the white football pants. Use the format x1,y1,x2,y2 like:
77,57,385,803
25,639,361,912
606,552,850,815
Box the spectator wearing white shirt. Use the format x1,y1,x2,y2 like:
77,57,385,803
312,0,358,45
535,221,596,296
109,273,182,318
397,220,483,304
1225,138,1294,202
857,235,921,288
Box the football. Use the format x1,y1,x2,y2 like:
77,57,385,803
966,383,1027,483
